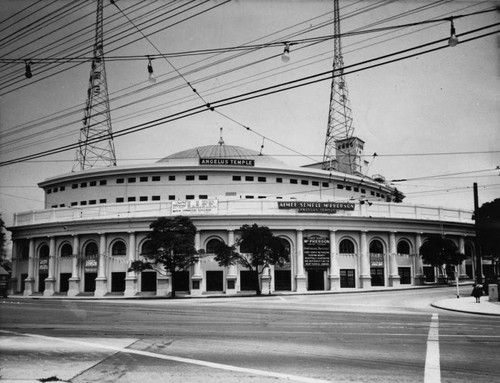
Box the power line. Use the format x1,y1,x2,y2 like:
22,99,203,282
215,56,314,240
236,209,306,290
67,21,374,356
1,26,498,167
0,0,480,145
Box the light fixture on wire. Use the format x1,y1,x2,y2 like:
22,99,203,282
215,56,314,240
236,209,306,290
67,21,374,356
281,43,291,63
448,18,459,47
24,60,32,78
147,57,156,84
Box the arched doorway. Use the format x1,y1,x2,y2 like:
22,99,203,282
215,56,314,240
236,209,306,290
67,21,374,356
38,244,49,293
370,239,385,286
84,242,98,292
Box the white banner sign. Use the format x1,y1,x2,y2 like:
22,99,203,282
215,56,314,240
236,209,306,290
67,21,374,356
172,199,218,215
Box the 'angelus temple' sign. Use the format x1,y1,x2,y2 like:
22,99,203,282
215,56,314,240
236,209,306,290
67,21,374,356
303,235,330,267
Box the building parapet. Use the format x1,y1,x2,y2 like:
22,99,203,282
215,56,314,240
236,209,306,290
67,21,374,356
11,200,474,227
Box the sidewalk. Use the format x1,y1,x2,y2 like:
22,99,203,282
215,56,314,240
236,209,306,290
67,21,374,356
431,296,500,316
6,283,500,316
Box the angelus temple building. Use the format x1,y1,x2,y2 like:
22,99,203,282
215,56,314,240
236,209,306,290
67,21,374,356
7,138,477,297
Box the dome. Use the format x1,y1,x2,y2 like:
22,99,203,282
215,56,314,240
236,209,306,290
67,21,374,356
156,144,288,168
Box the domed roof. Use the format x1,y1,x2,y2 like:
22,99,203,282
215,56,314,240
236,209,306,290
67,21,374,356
157,144,288,168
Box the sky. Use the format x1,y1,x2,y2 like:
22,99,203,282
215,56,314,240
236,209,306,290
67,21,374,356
1,0,499,230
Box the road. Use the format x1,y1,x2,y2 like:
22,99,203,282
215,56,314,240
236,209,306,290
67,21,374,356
0,287,499,383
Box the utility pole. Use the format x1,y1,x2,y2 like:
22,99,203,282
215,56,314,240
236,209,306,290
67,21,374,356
322,0,356,174
473,182,482,284
74,0,116,171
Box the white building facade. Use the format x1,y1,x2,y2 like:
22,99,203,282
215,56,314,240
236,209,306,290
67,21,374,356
8,144,476,297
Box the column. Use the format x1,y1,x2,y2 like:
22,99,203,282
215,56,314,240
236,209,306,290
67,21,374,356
124,232,138,297
226,230,237,294
8,240,18,294
23,238,35,296
295,229,307,292
388,232,400,287
94,233,108,297
458,237,468,279
44,236,56,296
329,230,340,290
261,265,272,295
359,231,371,288
413,233,425,285
191,231,203,296
68,235,81,297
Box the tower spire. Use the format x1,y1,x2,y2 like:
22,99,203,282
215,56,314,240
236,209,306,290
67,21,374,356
74,0,116,171
322,0,358,175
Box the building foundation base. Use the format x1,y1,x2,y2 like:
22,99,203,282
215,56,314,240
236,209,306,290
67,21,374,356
124,276,138,297
296,275,307,293
44,278,56,296
94,277,107,297
360,275,372,288
157,276,170,297
67,277,80,297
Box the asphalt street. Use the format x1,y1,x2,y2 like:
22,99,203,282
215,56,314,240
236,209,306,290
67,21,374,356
0,287,499,383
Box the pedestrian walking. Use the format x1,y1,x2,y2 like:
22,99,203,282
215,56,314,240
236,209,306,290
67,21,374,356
471,282,483,303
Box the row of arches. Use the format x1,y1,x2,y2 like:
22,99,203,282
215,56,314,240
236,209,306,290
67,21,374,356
20,236,475,259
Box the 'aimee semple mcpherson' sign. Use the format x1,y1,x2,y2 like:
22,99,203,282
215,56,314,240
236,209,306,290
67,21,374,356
277,201,355,213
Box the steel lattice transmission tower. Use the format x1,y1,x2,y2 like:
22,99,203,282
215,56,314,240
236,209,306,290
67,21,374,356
74,0,116,171
322,0,364,175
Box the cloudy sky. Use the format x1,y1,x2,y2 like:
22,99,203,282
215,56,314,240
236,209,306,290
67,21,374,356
1,0,499,228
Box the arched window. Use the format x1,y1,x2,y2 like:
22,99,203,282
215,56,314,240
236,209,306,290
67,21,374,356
397,240,410,255
141,240,155,256
339,239,355,254
206,238,223,254
369,239,383,254
465,242,474,258
112,240,126,256
61,243,73,257
239,240,253,254
39,244,49,258
278,238,291,256
84,242,98,257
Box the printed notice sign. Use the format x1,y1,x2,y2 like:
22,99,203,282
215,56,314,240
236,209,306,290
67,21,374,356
303,235,330,268
172,199,218,215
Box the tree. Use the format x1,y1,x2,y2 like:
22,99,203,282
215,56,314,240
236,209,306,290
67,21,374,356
129,216,199,298
474,198,500,257
213,224,289,295
392,188,405,203
0,216,10,271
474,198,500,282
419,235,466,283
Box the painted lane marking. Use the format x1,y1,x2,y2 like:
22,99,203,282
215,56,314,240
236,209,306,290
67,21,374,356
0,330,333,383
424,313,440,383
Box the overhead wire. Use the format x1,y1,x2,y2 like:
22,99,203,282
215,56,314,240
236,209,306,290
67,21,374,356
0,0,474,150
0,2,492,156
1,25,498,167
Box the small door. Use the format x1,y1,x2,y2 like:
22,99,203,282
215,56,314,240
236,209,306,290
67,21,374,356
274,270,291,291
423,266,435,283
371,267,385,286
240,270,257,291
20,273,28,294
111,272,126,292
38,271,48,293
398,267,411,284
84,272,97,292
173,271,190,292
206,271,223,291
340,269,355,288
307,269,325,291
59,273,72,292
141,271,157,292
